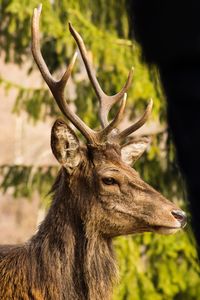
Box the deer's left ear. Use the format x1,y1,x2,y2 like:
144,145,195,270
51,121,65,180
51,119,81,173
121,137,151,165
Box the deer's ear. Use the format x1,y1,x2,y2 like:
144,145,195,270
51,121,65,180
51,119,81,172
121,137,151,165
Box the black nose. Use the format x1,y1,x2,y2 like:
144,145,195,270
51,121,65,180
171,210,187,228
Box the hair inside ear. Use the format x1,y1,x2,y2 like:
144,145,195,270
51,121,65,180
51,119,81,172
121,137,151,165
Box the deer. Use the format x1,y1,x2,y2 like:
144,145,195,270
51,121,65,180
0,4,187,300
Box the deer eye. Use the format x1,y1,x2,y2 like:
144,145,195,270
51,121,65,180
102,177,117,185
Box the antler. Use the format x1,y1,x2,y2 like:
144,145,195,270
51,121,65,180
31,4,152,145
69,23,133,129
31,4,99,144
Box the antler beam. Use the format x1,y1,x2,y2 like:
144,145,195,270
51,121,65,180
32,4,99,144
69,23,133,129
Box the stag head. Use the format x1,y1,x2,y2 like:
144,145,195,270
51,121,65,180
32,4,186,238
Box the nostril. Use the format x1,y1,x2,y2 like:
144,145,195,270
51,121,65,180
171,210,187,227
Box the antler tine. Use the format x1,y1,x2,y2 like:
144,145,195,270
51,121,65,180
31,4,54,88
32,4,98,144
115,99,153,143
69,23,133,128
99,93,127,140
99,68,133,128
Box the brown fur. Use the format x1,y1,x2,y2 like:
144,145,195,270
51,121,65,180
0,142,184,300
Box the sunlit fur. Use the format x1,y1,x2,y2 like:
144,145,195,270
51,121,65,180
0,142,183,300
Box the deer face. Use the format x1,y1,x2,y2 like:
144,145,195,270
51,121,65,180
51,120,187,238
91,144,186,237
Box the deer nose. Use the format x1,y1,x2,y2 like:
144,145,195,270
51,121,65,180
171,210,187,228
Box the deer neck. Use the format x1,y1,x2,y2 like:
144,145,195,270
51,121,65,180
30,169,117,300
84,231,118,300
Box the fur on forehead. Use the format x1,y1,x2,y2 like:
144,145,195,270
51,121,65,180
87,143,121,163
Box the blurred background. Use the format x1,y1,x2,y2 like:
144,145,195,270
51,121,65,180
0,1,199,299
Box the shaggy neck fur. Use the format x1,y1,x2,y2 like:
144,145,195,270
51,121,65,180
29,166,118,300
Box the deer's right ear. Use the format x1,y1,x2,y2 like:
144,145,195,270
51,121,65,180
51,119,81,173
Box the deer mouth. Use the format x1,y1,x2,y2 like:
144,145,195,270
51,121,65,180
151,225,182,235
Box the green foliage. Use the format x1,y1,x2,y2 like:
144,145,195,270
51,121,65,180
0,1,199,299
0,0,163,124
0,165,57,203
114,232,199,300
0,77,60,122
